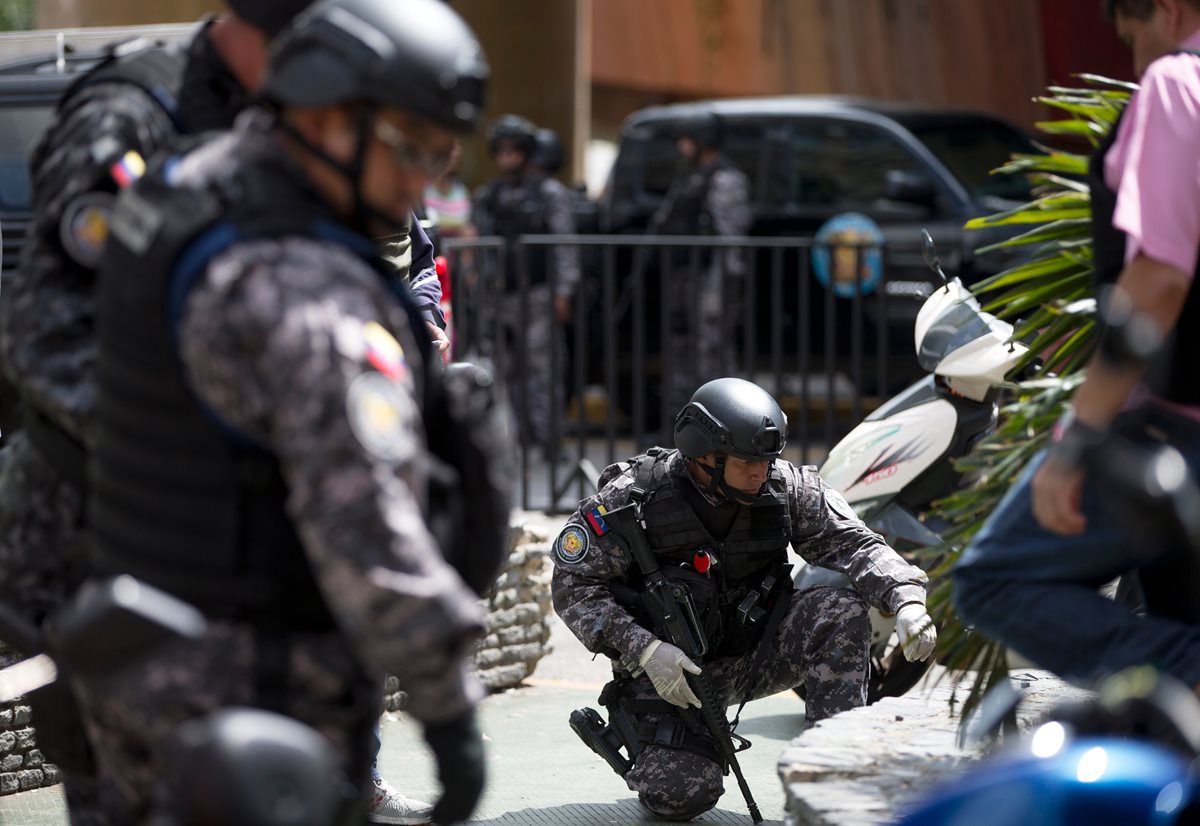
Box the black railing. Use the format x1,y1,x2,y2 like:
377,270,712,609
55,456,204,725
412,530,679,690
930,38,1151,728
442,234,925,512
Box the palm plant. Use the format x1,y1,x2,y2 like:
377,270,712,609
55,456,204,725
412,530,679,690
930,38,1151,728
922,74,1139,716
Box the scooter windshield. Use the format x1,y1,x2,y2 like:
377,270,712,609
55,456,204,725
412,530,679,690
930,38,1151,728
916,296,1005,372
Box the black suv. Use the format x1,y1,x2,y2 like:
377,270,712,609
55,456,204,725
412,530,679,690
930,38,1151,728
599,97,1037,398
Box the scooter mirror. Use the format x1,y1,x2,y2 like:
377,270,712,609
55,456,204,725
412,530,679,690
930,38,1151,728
921,229,949,289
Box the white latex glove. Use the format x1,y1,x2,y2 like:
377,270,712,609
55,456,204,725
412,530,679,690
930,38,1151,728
896,603,937,662
639,639,703,708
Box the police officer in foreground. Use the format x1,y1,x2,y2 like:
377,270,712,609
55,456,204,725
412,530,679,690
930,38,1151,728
651,111,753,422
77,0,492,822
553,378,935,820
0,3,327,821
472,114,580,460
0,1,452,821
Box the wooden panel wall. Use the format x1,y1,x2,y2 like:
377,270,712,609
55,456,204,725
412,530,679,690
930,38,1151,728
592,0,1050,131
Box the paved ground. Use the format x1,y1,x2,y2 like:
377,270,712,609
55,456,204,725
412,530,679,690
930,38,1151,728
0,615,806,826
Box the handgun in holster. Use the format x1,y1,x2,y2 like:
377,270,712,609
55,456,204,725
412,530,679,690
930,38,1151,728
570,707,633,776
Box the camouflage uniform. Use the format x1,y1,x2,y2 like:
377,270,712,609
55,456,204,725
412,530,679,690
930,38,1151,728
78,118,483,823
552,449,927,820
653,157,753,418
472,172,580,454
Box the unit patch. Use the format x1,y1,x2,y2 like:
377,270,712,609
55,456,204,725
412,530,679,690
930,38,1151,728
346,371,415,462
554,524,591,564
59,192,115,267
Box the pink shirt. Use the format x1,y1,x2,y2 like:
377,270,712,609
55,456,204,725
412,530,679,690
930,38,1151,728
1104,32,1200,420
1106,30,1200,274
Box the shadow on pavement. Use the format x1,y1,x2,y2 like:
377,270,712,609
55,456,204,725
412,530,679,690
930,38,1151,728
467,797,785,825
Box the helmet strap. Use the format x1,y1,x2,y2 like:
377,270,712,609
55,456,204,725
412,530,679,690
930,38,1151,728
271,107,408,237
694,455,758,506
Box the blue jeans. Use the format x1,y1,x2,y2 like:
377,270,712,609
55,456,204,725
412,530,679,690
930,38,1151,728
952,405,1200,687
371,721,382,782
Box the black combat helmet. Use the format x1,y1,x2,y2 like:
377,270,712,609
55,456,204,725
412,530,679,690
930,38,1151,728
487,114,538,157
262,0,489,133
674,378,787,503
224,0,315,37
533,127,564,174
674,109,722,150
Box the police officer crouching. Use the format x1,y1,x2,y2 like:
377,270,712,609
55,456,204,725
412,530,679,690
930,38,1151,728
554,378,935,821
80,0,494,822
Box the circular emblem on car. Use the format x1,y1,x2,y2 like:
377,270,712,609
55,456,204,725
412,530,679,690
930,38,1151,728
811,213,885,298
554,524,591,565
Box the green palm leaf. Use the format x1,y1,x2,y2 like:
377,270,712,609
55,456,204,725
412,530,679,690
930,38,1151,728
928,77,1129,721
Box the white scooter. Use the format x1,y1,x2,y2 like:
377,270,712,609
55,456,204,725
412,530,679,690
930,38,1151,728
793,231,1028,702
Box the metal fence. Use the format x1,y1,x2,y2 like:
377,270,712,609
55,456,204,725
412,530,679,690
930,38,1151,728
442,233,927,512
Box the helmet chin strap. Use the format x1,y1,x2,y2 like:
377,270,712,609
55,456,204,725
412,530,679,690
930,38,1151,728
694,455,758,506
272,107,408,238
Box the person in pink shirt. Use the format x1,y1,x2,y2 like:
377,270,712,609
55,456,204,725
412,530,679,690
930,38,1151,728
952,0,1200,690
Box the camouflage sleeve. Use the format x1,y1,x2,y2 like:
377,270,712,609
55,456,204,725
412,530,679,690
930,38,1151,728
785,463,928,613
3,81,177,442
551,465,658,662
708,168,752,238
542,179,580,297
178,238,485,724
707,167,752,278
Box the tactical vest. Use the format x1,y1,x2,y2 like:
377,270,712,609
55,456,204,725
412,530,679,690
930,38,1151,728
18,39,191,480
480,173,551,289
60,35,188,127
627,448,791,655
1089,51,1200,405
652,156,735,237
92,141,409,629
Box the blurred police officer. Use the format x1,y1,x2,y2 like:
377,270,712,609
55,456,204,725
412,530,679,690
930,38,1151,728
77,0,491,822
0,4,327,822
473,115,580,459
0,1,451,821
553,378,934,820
651,110,753,421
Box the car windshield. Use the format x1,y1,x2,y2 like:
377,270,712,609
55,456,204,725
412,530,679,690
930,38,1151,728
905,118,1037,203
0,104,53,211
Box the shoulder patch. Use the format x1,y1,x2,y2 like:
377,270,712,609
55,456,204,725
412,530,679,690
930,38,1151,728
346,372,415,462
554,524,591,565
59,192,115,267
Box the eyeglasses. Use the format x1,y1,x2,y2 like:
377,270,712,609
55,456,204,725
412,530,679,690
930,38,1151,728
372,118,453,178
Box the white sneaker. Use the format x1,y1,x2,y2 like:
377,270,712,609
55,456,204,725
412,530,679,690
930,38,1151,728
367,778,434,825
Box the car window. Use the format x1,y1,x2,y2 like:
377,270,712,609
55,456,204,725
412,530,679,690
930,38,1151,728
905,119,1036,203
787,120,930,214
0,104,53,211
640,122,761,199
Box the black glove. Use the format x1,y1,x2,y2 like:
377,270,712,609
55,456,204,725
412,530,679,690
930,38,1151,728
424,710,485,825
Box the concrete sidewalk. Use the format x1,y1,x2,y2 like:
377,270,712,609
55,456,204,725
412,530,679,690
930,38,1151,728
0,616,803,826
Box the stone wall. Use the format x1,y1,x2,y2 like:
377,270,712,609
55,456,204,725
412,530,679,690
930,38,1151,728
0,644,58,795
777,670,1091,826
381,518,558,711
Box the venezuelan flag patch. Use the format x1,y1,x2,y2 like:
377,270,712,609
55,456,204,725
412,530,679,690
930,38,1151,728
585,504,610,537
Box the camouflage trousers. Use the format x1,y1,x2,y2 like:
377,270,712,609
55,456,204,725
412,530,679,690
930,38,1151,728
664,265,743,420
619,586,869,821
497,284,565,453
76,620,381,825
0,433,107,823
